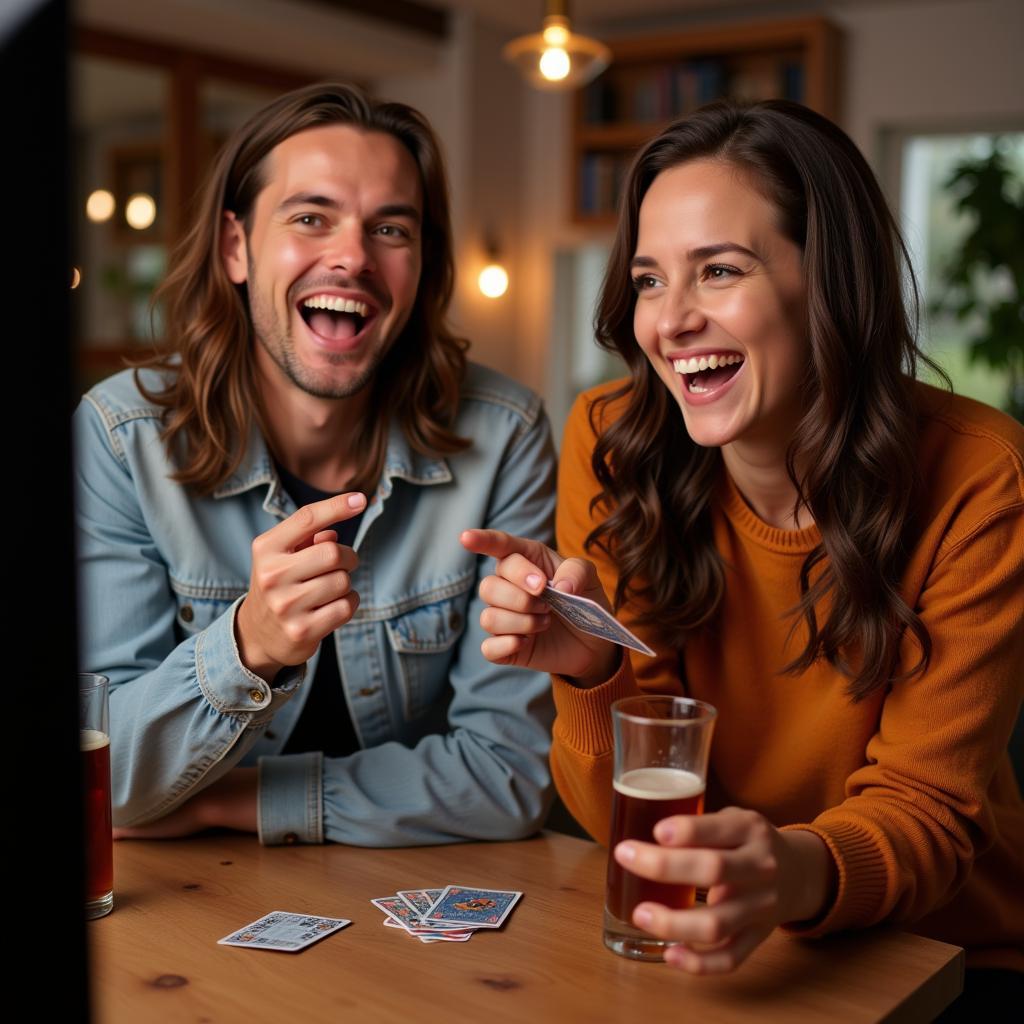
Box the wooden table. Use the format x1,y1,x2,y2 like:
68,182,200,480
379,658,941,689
90,832,963,1023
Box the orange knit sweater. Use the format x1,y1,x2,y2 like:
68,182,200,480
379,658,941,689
551,379,1024,971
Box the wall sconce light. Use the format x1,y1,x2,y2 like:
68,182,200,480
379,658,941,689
503,0,610,91
479,261,509,299
86,189,115,223
125,192,157,231
478,238,509,299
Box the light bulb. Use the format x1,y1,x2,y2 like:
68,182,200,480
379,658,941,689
86,189,115,223
125,192,157,231
478,263,509,299
539,47,571,82
503,9,610,91
542,24,570,48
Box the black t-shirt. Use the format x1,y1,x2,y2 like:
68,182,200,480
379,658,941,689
275,463,364,759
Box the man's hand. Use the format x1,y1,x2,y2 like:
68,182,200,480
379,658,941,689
113,767,258,839
236,493,365,681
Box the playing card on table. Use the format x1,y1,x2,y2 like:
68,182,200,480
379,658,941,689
424,886,522,929
397,888,444,916
217,911,351,952
371,896,466,933
542,584,655,657
418,931,474,943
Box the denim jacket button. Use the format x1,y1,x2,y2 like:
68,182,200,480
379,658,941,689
249,688,265,704
448,611,462,632
180,605,194,623
358,686,379,697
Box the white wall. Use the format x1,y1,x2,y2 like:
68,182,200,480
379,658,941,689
377,12,529,384
830,0,1024,161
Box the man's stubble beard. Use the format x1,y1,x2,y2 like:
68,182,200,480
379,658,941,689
246,277,389,401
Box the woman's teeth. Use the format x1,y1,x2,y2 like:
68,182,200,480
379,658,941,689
672,353,745,394
672,353,743,374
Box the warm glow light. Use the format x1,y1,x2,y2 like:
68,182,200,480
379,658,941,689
478,263,509,299
539,47,571,81
125,192,157,230
70,266,82,289
86,189,115,223
542,24,569,47
503,10,610,91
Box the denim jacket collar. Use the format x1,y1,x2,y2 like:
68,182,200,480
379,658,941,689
211,417,452,509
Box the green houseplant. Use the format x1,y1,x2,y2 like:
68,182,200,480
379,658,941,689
932,140,1024,421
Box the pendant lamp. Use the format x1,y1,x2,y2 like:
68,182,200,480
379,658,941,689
503,1,611,91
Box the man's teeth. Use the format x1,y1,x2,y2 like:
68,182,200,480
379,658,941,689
302,295,370,317
671,353,743,374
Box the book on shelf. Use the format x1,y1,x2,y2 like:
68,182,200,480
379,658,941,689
781,61,805,102
578,151,633,217
583,57,737,127
582,49,814,128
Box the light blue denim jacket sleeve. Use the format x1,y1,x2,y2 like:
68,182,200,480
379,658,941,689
74,363,556,845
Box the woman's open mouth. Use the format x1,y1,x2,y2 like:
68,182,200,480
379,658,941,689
298,294,373,346
672,352,744,397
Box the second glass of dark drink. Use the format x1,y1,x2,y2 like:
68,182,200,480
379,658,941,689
80,673,113,920
604,696,716,960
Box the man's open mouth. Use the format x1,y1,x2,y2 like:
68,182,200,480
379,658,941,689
299,294,372,342
672,353,744,394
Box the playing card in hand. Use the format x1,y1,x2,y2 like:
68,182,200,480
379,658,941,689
542,584,655,657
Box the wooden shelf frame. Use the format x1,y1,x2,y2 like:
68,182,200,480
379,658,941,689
570,16,843,226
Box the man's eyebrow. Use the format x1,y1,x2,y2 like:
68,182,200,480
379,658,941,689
277,192,340,211
275,195,421,223
375,203,421,224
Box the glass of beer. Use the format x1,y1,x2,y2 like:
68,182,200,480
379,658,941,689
603,695,716,960
80,673,113,919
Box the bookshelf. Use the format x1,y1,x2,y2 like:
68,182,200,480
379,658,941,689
572,16,842,225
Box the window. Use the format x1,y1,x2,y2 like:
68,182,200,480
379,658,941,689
898,130,1024,417
72,30,312,392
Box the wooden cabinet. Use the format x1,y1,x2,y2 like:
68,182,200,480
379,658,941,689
572,16,842,224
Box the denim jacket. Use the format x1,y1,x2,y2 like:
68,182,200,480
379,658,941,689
74,362,556,845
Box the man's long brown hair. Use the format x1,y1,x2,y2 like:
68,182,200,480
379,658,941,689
137,82,468,494
590,100,948,701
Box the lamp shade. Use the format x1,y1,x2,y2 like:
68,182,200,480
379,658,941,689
503,9,610,91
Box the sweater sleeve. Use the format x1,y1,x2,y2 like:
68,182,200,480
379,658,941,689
784,485,1024,936
550,386,686,842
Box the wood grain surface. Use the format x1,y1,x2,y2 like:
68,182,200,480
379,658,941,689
89,832,962,1023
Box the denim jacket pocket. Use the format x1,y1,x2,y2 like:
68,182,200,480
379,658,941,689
170,580,246,640
384,585,471,720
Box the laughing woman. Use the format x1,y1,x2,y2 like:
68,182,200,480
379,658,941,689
462,101,1023,1006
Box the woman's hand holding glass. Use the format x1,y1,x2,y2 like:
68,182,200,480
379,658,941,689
614,809,836,973
460,529,621,687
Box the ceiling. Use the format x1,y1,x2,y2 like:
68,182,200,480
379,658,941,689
447,0,830,33
75,0,934,91
312,1,933,35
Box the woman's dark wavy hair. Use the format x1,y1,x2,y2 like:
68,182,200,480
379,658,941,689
136,82,468,494
590,99,948,701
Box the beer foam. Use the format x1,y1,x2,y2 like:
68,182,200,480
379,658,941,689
614,767,703,800
80,728,110,752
